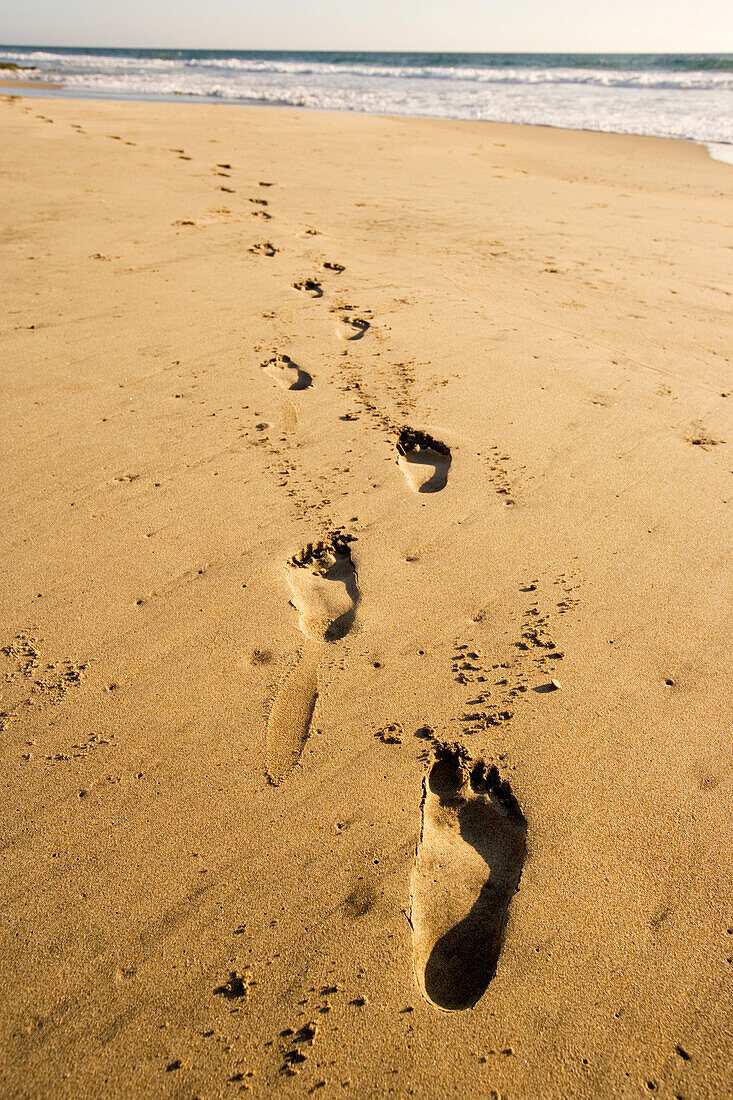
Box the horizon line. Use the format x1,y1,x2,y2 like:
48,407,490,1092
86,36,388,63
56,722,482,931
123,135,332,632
2,43,733,55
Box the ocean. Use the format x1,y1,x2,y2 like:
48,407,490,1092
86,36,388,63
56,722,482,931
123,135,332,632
2,47,732,155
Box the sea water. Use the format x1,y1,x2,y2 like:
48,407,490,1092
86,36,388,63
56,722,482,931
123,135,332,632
2,48,732,154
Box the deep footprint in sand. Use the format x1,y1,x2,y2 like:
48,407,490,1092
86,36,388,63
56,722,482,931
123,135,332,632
337,315,370,341
286,535,359,642
410,747,526,1010
250,241,278,257
397,428,451,493
267,536,359,782
292,278,323,298
261,354,312,391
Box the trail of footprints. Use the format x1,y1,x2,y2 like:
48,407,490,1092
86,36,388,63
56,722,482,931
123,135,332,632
252,204,542,1026
3,104,709,1088
162,162,547,1022
4,112,530,1021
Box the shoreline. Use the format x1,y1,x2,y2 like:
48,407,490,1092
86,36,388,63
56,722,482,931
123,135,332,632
1,95,731,1098
0,77,63,89
2,76,732,164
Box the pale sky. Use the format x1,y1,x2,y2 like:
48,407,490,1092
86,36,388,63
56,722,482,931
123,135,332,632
1,0,731,53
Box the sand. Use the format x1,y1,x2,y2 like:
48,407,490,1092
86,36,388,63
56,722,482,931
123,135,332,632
0,79,64,90
0,92,731,1098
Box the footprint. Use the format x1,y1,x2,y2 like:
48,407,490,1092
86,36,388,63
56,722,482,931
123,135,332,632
250,242,278,257
410,747,526,1010
397,428,451,493
267,536,358,782
279,398,299,434
286,535,359,642
688,433,722,449
266,650,319,785
337,316,370,341
323,262,345,274
292,278,323,298
261,354,312,391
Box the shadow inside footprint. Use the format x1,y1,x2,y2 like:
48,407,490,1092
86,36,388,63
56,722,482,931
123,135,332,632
397,428,451,493
250,241,277,257
261,354,312,391
412,750,526,1011
292,278,323,298
319,555,359,641
339,316,370,341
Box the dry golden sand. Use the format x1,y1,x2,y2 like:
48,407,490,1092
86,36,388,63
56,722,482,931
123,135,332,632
0,93,731,1098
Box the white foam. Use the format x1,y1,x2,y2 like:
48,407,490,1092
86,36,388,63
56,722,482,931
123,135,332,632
706,142,733,165
3,49,733,146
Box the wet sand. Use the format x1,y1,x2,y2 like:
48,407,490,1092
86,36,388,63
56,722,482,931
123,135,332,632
0,78,63,90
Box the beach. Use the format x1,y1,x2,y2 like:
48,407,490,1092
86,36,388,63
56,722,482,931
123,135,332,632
0,93,731,1097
